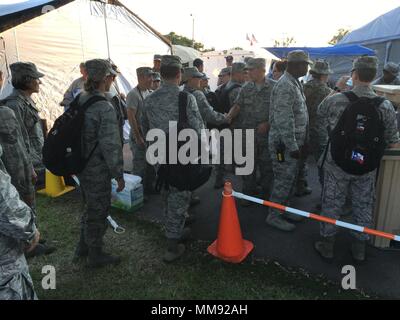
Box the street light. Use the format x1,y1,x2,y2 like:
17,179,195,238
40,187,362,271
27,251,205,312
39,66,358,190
190,14,195,48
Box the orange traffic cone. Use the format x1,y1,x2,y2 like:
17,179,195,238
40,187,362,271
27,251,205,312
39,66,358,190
38,170,74,198
208,182,254,263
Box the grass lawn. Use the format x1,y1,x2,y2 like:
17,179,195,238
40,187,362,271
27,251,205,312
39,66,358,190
28,190,372,300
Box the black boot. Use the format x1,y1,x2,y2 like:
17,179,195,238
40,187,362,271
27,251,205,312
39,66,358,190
87,247,121,268
163,239,185,263
25,243,56,259
351,239,366,263
72,230,88,263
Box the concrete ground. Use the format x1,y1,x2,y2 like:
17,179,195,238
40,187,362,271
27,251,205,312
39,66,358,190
123,144,400,298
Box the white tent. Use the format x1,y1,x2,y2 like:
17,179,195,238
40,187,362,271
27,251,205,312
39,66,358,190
0,0,171,124
172,45,201,67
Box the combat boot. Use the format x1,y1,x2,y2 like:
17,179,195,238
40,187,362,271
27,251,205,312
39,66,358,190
314,236,335,260
295,181,312,197
72,231,88,263
163,239,185,263
266,214,296,232
351,239,366,263
179,227,192,243
284,212,305,222
87,247,121,268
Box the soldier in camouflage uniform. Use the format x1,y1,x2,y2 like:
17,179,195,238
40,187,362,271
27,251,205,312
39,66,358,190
267,50,312,232
229,58,275,205
74,59,125,268
141,55,205,262
214,62,246,188
372,62,400,85
182,67,228,127
315,56,400,262
0,145,39,300
126,67,155,196
296,60,333,197
0,106,35,205
3,63,45,175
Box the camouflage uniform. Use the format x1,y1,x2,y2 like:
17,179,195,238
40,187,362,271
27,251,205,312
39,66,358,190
142,82,204,240
77,88,123,249
269,71,309,219
3,88,44,172
0,145,38,300
372,62,400,85
60,76,85,110
183,84,226,126
316,85,399,241
234,76,275,197
126,84,153,192
0,106,34,201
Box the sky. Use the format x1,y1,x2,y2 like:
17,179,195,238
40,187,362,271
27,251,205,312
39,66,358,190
120,0,400,50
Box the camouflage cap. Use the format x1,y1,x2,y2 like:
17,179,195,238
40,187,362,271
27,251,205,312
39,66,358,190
383,62,400,76
85,59,118,81
152,72,161,81
201,73,209,80
287,50,313,64
10,62,45,79
161,55,182,68
243,57,253,64
245,58,266,70
182,67,203,82
310,60,332,75
231,62,246,73
153,54,162,61
352,56,378,71
136,67,153,77
218,67,232,77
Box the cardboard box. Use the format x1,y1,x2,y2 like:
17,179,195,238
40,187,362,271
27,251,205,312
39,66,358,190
373,85,400,105
111,174,144,212
373,149,400,248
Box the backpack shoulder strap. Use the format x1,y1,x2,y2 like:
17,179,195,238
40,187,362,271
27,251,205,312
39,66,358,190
178,91,188,124
342,91,359,102
80,95,107,111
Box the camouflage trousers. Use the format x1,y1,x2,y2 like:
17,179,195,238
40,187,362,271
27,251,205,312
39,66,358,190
269,151,300,218
320,162,376,241
242,133,273,198
162,186,191,239
130,139,155,192
78,173,111,248
0,255,37,300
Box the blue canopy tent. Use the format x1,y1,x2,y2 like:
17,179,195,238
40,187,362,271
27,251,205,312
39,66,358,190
264,45,375,83
338,6,400,75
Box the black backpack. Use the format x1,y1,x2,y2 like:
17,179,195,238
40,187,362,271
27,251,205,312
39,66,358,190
155,91,212,192
330,91,386,175
215,82,241,114
42,94,107,176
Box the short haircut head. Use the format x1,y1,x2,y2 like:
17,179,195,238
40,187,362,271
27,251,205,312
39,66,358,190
193,58,204,69
160,65,181,80
274,60,287,73
355,68,377,82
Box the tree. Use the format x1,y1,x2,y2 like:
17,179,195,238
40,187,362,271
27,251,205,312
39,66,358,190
328,28,351,45
164,32,213,52
273,37,296,47
230,47,243,50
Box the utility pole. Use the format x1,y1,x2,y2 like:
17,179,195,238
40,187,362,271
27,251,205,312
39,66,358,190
190,14,195,48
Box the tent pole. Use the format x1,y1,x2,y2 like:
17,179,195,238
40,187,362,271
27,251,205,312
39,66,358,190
102,1,111,59
13,28,20,62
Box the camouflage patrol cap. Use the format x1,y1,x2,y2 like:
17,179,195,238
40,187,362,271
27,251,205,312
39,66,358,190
182,67,203,82
152,72,161,81
246,58,266,70
161,55,182,68
287,50,313,64
231,62,246,73
352,56,378,71
218,67,232,77
85,59,118,81
201,73,209,80
383,62,400,76
136,67,153,77
10,62,45,79
310,60,332,75
153,54,162,61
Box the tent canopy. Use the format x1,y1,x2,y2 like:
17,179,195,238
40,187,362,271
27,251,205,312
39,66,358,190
264,45,375,59
339,6,400,45
172,45,201,66
0,0,74,33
